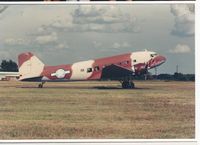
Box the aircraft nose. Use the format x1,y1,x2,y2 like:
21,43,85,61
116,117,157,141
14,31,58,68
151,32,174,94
148,55,166,68
157,55,166,63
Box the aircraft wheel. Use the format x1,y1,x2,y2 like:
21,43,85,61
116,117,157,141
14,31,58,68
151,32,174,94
130,82,135,88
38,82,46,88
122,81,128,89
122,81,135,89
38,84,43,88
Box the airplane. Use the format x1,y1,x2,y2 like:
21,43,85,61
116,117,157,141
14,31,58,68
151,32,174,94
18,50,166,88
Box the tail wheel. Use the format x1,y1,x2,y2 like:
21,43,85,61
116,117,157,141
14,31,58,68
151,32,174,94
38,82,45,88
38,84,43,88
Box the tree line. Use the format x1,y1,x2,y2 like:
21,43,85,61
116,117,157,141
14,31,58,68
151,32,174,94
156,73,195,81
0,59,18,72
135,72,195,81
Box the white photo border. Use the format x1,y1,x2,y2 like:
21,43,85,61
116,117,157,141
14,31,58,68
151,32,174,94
0,1,198,145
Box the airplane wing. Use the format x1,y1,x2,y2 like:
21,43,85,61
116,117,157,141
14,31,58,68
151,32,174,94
101,64,134,80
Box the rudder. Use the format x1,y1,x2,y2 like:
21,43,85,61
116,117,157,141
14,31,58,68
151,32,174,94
18,52,45,81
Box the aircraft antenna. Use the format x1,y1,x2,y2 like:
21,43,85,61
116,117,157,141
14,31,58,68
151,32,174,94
176,65,179,73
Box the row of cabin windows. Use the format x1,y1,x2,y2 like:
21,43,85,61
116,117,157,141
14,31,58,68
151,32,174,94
80,60,137,73
117,60,137,64
80,66,100,73
87,66,99,73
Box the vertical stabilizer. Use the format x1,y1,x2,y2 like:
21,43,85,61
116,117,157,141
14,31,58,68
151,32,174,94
18,52,44,81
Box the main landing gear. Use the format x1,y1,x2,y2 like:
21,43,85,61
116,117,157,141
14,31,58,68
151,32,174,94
38,82,45,88
121,80,135,89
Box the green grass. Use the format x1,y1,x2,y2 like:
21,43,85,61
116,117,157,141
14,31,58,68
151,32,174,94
0,80,195,139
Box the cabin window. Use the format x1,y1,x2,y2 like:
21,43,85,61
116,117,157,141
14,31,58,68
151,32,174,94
151,53,158,57
87,68,93,73
94,66,100,71
80,69,84,72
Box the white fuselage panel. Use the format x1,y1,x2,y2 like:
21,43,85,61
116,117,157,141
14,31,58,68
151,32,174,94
70,60,94,80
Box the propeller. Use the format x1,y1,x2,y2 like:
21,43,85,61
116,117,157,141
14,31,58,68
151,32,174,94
134,62,149,76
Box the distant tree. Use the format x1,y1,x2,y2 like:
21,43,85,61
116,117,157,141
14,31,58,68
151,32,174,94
185,74,195,81
155,73,194,81
174,72,188,81
157,74,174,80
0,59,18,72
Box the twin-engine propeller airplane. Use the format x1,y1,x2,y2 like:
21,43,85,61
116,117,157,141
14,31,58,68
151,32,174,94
18,50,166,88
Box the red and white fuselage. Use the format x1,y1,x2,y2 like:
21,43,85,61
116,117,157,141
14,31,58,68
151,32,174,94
18,50,166,82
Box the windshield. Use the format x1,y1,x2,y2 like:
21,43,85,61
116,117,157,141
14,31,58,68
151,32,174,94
150,53,158,58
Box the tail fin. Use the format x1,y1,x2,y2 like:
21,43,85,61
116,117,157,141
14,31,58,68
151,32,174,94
18,52,45,81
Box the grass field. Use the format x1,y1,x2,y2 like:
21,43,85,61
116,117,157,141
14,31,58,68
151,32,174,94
0,80,195,139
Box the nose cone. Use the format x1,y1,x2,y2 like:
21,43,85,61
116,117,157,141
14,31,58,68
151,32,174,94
148,55,166,69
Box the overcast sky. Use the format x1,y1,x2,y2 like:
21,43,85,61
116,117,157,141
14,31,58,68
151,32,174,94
0,4,195,74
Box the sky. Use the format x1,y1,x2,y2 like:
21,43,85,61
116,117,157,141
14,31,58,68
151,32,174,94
0,4,195,74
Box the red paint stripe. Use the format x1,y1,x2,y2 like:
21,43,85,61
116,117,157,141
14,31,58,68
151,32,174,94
18,52,33,68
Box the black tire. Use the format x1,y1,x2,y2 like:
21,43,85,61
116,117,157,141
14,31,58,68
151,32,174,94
122,82,125,88
130,82,135,88
122,81,127,89
38,84,43,88
122,81,135,89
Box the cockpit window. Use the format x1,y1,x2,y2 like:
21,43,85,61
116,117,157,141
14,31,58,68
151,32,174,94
150,53,158,57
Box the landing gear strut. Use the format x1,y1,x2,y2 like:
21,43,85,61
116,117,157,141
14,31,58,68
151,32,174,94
38,82,45,88
121,80,135,89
